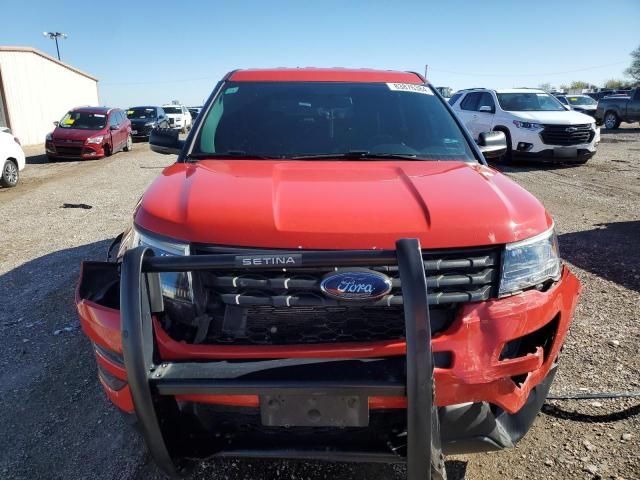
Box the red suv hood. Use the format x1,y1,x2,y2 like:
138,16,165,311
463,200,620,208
52,127,102,141
135,160,552,249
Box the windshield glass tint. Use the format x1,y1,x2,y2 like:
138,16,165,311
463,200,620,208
58,111,106,130
195,82,475,161
497,93,565,111
567,96,596,106
163,106,182,114
127,108,156,119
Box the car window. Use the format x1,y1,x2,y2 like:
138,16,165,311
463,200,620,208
109,113,119,127
58,111,107,130
158,108,165,118
460,92,481,111
163,106,182,114
556,96,568,105
128,107,157,119
477,92,495,112
634,90,640,101
448,92,462,106
194,81,477,162
567,96,596,106
496,92,565,111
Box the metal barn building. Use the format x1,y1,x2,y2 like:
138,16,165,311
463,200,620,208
0,46,99,145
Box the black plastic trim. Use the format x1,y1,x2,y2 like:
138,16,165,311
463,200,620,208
397,238,432,480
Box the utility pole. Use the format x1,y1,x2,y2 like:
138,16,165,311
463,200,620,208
43,32,68,61
424,64,428,80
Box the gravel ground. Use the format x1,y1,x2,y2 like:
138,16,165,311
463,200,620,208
0,129,638,480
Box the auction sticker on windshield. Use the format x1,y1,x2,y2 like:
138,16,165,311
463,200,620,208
386,83,433,95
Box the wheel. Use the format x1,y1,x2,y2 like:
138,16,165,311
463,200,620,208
604,112,620,129
123,134,133,152
0,159,19,187
104,144,112,157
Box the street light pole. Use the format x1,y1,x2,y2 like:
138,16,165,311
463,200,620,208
42,32,68,61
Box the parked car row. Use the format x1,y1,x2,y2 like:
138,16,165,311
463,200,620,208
449,88,599,163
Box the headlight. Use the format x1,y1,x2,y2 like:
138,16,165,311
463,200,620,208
46,132,53,141
499,228,561,296
512,120,543,130
132,228,193,302
86,135,104,144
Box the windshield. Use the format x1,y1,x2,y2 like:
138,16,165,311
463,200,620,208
566,96,597,106
163,106,182,114
127,107,156,119
497,92,566,111
58,111,107,130
194,82,475,161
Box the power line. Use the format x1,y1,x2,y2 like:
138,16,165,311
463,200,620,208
430,60,628,77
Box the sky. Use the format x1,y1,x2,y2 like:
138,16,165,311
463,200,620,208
1,0,639,107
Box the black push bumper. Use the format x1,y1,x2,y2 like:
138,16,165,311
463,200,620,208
121,239,441,478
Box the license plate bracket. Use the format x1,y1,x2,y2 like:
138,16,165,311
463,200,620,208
260,395,369,427
554,147,577,158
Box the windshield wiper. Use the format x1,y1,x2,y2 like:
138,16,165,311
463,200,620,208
289,150,420,160
186,151,282,161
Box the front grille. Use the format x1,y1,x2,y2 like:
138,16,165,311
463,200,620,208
168,246,500,346
540,124,594,146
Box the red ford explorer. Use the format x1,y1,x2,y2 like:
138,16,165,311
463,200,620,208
76,68,581,479
46,106,132,161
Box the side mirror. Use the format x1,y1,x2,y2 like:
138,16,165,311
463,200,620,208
478,105,494,113
53,121,59,127
150,127,184,155
477,131,507,159
110,125,119,130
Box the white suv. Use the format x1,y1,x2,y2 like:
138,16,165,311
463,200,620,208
162,104,192,133
449,88,599,163
0,127,25,188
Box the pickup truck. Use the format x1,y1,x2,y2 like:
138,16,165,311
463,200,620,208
596,87,640,129
76,68,581,480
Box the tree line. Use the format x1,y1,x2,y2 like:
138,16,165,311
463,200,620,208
538,44,640,92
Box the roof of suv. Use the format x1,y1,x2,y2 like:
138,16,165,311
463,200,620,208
457,88,547,95
73,106,112,114
229,68,423,84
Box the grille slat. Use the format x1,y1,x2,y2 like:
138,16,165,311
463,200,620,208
540,124,594,146
178,246,501,346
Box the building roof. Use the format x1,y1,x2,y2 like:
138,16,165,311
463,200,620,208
229,68,424,84
0,46,98,81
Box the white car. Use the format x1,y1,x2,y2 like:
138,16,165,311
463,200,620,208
0,127,25,188
162,104,192,133
450,88,599,163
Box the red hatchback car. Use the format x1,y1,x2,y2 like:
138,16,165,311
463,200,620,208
46,107,132,161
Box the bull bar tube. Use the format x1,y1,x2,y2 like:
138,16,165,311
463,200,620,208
121,238,439,479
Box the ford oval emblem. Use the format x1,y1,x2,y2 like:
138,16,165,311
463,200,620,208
320,269,393,301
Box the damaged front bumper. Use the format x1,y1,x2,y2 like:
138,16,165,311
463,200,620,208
76,241,580,475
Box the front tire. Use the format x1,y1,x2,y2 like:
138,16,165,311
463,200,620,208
1,159,19,187
604,112,620,129
123,134,133,152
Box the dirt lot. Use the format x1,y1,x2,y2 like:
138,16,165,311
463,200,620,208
1,129,639,480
